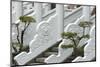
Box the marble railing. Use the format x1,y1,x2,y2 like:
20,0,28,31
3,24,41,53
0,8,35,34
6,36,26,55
64,6,82,27
45,15,84,63
13,5,95,65
14,14,58,65
12,6,81,46
72,25,95,62
43,7,72,21
45,15,95,63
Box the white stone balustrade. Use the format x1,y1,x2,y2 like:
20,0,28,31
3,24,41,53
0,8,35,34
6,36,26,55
45,9,95,63
72,25,95,62
12,1,96,64
12,5,83,47
11,1,70,46
45,15,84,63
14,4,68,65
14,14,59,65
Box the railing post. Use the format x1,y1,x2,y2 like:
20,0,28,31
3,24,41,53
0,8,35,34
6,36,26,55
56,4,64,40
15,1,23,21
83,6,90,21
34,2,42,23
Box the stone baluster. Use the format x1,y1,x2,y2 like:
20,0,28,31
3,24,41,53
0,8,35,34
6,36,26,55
83,6,90,21
34,2,42,23
56,4,64,40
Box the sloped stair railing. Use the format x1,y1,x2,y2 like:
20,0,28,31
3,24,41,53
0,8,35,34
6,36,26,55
44,15,84,63
72,25,95,62
14,14,59,65
12,4,72,40
13,5,94,65
12,6,83,45
45,14,95,63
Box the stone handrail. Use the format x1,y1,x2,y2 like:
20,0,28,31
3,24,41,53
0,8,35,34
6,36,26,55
13,5,95,64
42,8,72,21
14,14,59,65
45,14,95,63
42,8,56,20
12,6,77,45
13,6,83,64
42,6,82,26
45,16,84,63
64,6,83,27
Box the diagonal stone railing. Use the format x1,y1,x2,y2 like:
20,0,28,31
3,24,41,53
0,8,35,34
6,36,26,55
13,4,95,65
45,14,95,63
72,25,95,62
14,14,59,65
12,6,82,46
44,15,84,63
13,6,85,65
